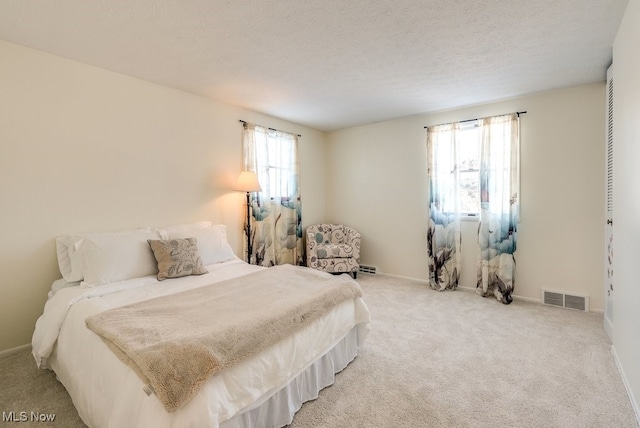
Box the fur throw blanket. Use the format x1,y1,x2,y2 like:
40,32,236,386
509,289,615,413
85,265,362,412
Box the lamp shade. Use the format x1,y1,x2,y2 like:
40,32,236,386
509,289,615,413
235,171,262,192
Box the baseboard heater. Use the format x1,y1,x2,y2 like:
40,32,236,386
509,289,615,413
358,265,377,275
541,289,589,312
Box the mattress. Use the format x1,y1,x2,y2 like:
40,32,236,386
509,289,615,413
32,259,370,427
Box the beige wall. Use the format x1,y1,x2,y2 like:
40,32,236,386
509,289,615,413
326,83,606,310
612,0,640,416
0,40,326,352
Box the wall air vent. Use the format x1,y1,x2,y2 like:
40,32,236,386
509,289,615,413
541,289,589,312
358,265,377,275
543,291,564,307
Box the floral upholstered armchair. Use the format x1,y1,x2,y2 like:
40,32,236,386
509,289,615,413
306,224,361,278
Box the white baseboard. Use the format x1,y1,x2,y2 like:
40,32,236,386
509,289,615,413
376,273,604,313
458,285,538,303
0,343,31,358
604,316,614,341
376,272,428,284
380,273,543,303
611,345,640,426
457,285,479,293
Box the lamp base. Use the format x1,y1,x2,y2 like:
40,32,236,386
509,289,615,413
245,191,252,264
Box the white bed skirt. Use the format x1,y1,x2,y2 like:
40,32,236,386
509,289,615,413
222,327,360,428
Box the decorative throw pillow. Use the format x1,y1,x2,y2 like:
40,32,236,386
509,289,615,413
147,238,208,281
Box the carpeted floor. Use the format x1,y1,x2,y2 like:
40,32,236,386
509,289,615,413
1,274,637,427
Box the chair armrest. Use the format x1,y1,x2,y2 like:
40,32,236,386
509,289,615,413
343,227,361,262
306,231,317,253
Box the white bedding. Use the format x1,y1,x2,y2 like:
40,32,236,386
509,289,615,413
32,259,370,428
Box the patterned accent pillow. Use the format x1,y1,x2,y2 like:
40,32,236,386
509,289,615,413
147,238,208,281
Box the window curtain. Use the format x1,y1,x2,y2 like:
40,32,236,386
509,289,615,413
426,123,462,291
242,123,303,267
476,114,520,304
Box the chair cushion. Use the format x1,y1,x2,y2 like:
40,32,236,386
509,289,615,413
329,226,346,244
310,224,347,244
315,243,353,259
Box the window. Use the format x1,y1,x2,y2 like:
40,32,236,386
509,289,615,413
262,131,295,199
457,120,516,217
428,114,520,220
246,125,298,200
428,121,481,218
458,122,480,217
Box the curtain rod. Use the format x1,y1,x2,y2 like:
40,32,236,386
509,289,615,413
239,120,302,137
423,111,527,129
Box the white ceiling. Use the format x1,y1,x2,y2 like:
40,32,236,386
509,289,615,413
0,0,629,131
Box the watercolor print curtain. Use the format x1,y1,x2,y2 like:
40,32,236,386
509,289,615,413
242,123,303,267
426,123,462,291
477,114,520,304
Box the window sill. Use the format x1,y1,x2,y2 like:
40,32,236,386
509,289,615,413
461,215,479,222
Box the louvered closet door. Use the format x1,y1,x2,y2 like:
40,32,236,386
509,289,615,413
604,65,614,341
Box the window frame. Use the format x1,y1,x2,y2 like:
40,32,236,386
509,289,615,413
252,127,297,200
457,121,481,219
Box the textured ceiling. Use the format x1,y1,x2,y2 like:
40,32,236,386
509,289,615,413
0,0,629,131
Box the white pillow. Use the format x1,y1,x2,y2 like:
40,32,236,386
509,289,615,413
55,235,84,282
157,221,212,240
164,224,235,265
80,228,160,286
48,278,79,299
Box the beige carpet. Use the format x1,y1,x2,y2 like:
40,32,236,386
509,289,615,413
1,274,637,428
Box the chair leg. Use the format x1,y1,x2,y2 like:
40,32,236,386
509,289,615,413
353,271,357,279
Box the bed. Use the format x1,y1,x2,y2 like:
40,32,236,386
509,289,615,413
31,222,370,428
